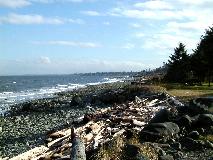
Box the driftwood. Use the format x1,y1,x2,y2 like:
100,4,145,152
10,145,49,160
70,128,86,160
8,94,180,160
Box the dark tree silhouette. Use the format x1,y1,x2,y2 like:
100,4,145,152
198,26,213,86
165,43,190,83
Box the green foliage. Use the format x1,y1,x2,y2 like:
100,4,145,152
165,25,213,86
192,27,213,86
165,43,190,83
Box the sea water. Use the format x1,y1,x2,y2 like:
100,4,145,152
0,73,132,114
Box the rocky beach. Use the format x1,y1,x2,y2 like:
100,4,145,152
1,81,213,160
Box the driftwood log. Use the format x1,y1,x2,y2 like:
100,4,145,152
70,128,86,160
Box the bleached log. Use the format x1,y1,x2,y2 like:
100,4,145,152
10,145,49,160
48,134,70,148
147,99,159,107
133,119,146,127
48,130,66,139
84,133,94,143
135,96,142,104
93,128,105,149
113,129,125,138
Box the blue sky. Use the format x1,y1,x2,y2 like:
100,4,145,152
0,0,213,75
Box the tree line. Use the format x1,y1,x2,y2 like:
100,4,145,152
164,25,213,86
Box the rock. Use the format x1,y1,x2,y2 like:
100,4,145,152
150,108,178,124
188,131,199,140
140,122,180,142
159,155,174,160
176,115,192,128
71,95,83,106
188,97,213,115
167,97,184,107
181,137,205,150
197,114,213,126
149,109,171,123
193,97,213,113
99,91,118,104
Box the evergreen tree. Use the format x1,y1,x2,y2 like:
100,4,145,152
198,26,213,86
165,43,190,83
190,44,206,83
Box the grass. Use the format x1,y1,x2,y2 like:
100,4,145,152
149,83,213,101
166,89,213,101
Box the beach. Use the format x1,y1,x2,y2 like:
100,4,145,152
1,80,213,159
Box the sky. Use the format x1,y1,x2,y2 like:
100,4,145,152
0,0,213,75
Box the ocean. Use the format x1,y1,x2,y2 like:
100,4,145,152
0,73,132,114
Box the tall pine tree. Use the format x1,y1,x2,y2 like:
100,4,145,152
165,43,190,83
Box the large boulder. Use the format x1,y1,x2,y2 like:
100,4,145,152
188,97,213,115
196,114,213,126
140,122,180,142
149,109,178,124
176,115,193,128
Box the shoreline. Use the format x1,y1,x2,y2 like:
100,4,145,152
1,81,213,159
1,81,130,158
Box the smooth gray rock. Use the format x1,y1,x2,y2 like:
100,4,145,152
140,122,180,142
176,115,192,128
197,114,213,126
149,109,171,123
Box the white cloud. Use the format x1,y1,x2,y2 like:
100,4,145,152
110,9,187,20
0,0,96,8
82,10,101,16
33,40,101,48
134,1,173,10
0,13,63,25
0,0,31,8
175,0,213,6
39,56,51,64
142,33,197,53
0,13,85,25
166,21,211,31
121,43,135,49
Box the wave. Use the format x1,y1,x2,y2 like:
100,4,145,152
0,77,130,115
